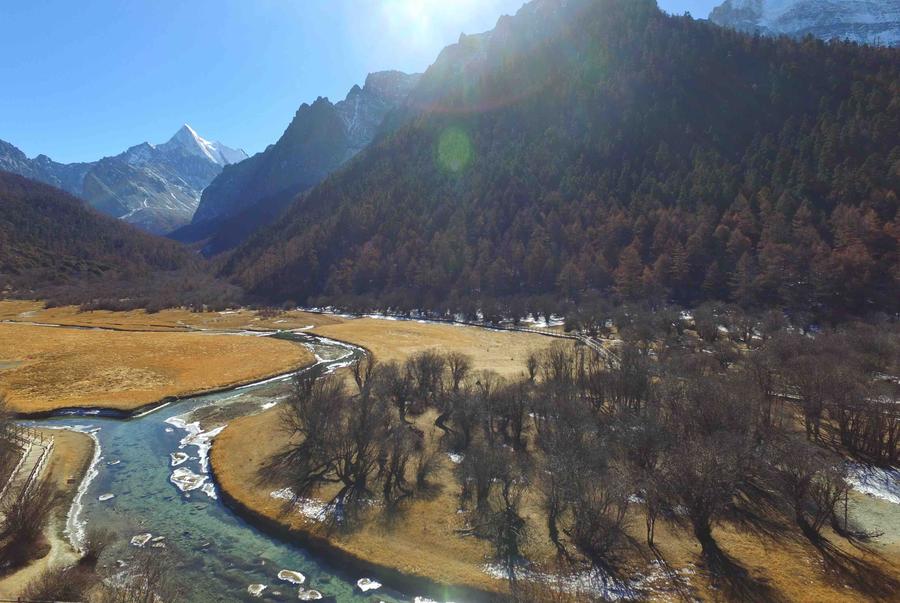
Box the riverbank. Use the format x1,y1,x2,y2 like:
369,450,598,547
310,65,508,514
0,322,314,414
212,319,900,602
0,299,345,332
0,428,95,598
313,317,573,378
210,319,573,599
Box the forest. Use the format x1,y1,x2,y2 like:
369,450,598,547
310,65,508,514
223,0,899,323
276,305,900,600
0,171,241,311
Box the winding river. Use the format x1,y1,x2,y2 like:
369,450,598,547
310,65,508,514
23,332,428,603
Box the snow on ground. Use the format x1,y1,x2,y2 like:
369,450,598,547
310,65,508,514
482,558,694,600
170,452,190,467
269,487,330,522
847,462,900,504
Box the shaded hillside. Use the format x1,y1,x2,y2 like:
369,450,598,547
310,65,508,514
172,71,420,255
0,171,238,308
224,0,899,321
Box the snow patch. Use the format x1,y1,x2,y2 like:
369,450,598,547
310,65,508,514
277,569,306,585
847,463,900,504
356,578,381,592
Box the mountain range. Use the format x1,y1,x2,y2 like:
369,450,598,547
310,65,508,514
221,0,899,319
1,0,897,321
709,0,900,46
171,71,420,255
0,126,246,234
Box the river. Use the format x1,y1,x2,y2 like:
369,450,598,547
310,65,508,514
24,332,430,603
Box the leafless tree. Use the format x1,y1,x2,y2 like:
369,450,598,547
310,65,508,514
98,549,184,603
773,437,848,538
0,479,58,567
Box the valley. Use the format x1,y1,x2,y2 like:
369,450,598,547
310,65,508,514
0,0,898,601
0,304,897,602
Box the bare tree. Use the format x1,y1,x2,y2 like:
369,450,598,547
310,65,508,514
0,479,58,567
774,437,849,539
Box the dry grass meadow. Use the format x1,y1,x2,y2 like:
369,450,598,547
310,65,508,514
0,322,314,413
212,318,900,602
312,317,570,378
0,300,344,332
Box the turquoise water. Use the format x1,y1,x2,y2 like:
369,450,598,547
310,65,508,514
26,334,424,603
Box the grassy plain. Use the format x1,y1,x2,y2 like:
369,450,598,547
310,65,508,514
0,300,344,332
212,320,573,595
312,317,569,378
0,322,313,413
213,319,900,601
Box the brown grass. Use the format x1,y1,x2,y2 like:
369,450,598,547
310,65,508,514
212,319,900,601
214,319,573,594
0,323,314,413
312,318,571,378
0,300,344,332
213,408,505,593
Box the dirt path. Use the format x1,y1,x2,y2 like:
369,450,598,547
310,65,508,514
0,429,52,512
0,429,93,598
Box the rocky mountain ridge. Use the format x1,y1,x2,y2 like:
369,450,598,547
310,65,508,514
0,126,247,234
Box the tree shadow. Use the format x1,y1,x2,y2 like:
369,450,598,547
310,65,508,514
699,538,787,603
808,536,900,601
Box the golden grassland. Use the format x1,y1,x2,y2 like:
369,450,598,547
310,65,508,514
210,319,900,601
212,408,503,594
0,299,345,332
213,407,900,602
0,428,95,598
213,319,574,595
0,322,314,413
312,317,570,378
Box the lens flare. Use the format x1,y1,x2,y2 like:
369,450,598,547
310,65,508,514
436,126,472,173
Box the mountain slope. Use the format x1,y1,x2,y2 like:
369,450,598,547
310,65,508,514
0,171,238,308
710,0,900,46
0,126,247,234
172,71,420,255
223,0,899,319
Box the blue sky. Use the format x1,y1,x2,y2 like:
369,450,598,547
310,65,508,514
0,1,720,163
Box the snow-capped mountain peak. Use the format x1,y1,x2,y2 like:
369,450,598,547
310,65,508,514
159,124,247,167
710,0,900,47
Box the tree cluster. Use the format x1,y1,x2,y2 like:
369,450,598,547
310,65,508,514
225,0,899,323
277,308,897,592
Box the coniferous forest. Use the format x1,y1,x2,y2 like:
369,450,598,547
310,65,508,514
223,0,899,323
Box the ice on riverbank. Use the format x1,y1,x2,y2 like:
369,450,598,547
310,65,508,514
247,584,267,597
130,533,152,547
270,487,330,522
356,577,381,592
277,569,305,585
481,558,694,600
98,493,115,502
297,587,324,600
170,467,207,492
170,452,190,467
201,482,217,500
847,463,900,504
165,417,225,473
